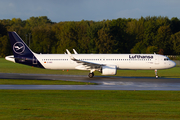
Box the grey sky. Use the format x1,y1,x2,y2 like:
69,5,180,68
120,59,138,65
0,0,180,22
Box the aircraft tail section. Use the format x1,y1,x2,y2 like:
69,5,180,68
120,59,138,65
7,32,44,68
8,32,33,57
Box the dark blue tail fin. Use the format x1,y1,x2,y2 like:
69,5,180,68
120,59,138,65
8,32,33,57
8,32,44,68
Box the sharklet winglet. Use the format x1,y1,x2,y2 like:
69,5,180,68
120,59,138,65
66,49,75,60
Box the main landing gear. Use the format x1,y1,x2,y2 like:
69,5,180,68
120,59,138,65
88,72,94,78
155,69,158,79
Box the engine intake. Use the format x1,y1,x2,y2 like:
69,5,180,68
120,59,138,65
101,65,117,75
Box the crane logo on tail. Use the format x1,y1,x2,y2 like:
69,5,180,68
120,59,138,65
13,42,25,54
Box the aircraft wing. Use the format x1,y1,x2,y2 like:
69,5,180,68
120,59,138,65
72,58,104,68
66,49,104,69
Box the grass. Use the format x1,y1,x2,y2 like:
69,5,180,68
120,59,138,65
0,58,97,85
1,58,180,78
1,58,180,119
0,58,89,75
0,79,96,85
0,90,180,120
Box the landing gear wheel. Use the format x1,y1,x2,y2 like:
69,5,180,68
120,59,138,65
155,75,158,79
155,69,158,79
88,72,94,78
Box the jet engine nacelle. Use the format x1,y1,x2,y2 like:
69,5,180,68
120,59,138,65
101,65,117,75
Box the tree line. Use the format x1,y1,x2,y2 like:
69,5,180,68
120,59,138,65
0,16,180,57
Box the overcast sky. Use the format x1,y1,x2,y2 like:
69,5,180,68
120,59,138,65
0,0,180,22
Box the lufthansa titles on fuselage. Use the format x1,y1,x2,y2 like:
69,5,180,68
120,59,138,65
129,55,153,59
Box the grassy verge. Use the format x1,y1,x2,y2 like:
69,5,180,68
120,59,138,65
0,79,96,85
1,58,180,78
0,90,180,120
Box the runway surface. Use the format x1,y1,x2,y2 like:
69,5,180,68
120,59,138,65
0,73,180,90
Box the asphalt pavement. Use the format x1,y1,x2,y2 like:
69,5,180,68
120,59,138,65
0,73,180,90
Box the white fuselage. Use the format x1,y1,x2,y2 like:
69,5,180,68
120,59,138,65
33,53,176,70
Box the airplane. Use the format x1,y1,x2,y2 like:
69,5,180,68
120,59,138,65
5,31,176,79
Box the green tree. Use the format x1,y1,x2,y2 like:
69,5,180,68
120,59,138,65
143,17,158,47
26,16,52,29
131,41,146,53
31,25,56,53
0,35,11,57
146,46,158,54
155,25,172,54
170,17,180,34
0,23,7,36
0,23,10,57
96,27,115,53
171,31,180,54
75,20,90,53
126,17,145,52
1,16,180,56
56,22,78,53
86,21,103,53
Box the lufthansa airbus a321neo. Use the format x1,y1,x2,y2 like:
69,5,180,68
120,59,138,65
5,32,176,78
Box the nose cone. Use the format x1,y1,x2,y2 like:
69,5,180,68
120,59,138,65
170,60,176,68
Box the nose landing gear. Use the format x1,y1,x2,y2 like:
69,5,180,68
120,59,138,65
155,69,158,79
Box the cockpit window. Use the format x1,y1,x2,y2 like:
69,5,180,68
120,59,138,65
164,58,169,61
